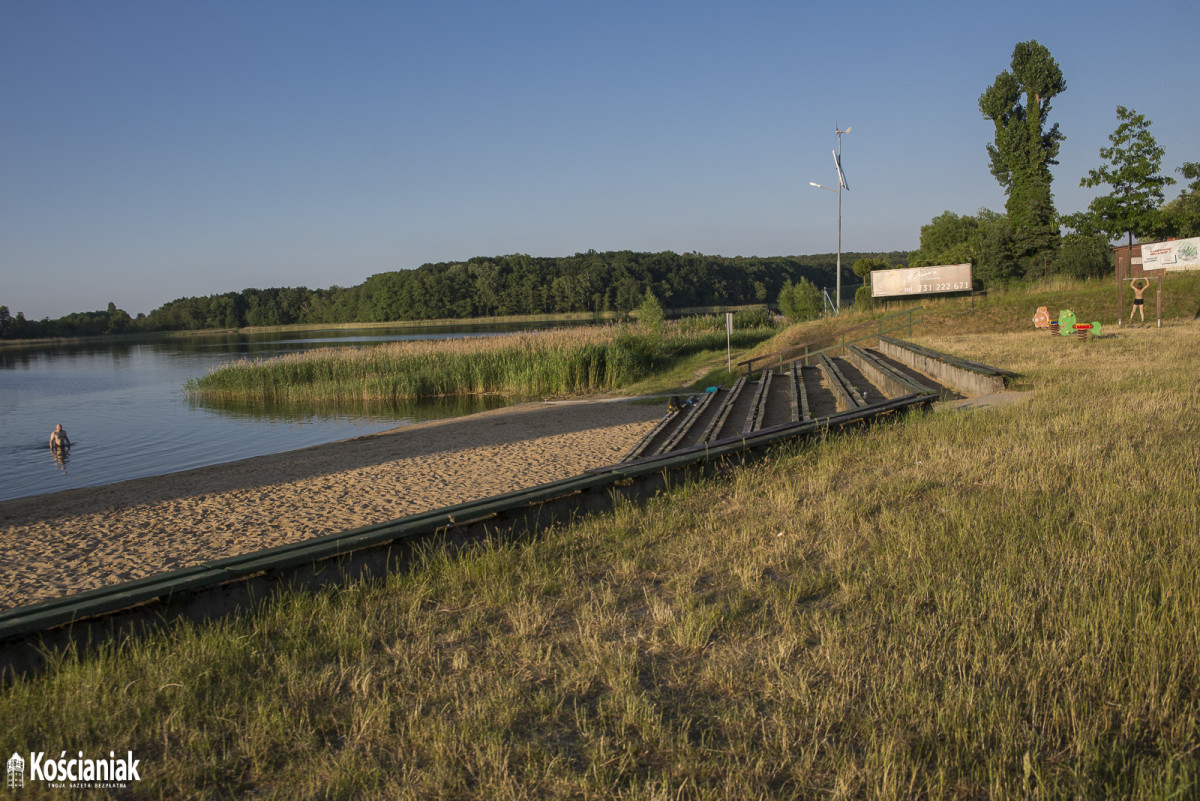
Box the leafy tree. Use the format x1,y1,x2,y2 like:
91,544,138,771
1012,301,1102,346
908,211,979,268
979,40,1066,267
850,258,887,310
777,278,822,322
851,257,888,282
970,209,1021,283
637,289,664,332
1065,106,1175,258
105,301,133,334
853,285,874,310
1055,233,1112,279
1152,161,1200,239
909,209,1021,285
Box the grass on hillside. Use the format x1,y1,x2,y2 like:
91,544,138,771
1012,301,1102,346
3,291,1198,796
720,272,1200,382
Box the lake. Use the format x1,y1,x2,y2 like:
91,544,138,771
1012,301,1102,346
0,325,551,503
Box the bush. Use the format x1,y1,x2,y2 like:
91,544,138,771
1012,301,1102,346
1055,233,1113,279
637,290,664,332
854,285,874,311
778,279,823,322
732,308,775,329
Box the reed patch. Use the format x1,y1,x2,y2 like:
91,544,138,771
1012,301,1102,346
186,323,776,404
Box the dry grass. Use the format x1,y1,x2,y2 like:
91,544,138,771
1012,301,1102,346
3,309,1199,797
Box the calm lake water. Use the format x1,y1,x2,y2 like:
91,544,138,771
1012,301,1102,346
0,325,551,503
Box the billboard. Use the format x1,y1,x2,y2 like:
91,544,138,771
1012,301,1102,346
870,264,973,298
1140,238,1200,272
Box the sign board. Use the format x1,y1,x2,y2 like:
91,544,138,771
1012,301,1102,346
870,263,973,298
1140,238,1200,272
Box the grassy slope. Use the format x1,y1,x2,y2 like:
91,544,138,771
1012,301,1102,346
3,278,1199,799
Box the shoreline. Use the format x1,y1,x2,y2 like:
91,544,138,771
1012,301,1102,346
0,397,662,612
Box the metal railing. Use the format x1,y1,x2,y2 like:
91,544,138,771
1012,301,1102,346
738,307,923,376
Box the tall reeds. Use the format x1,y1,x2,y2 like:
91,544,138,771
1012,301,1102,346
186,324,769,403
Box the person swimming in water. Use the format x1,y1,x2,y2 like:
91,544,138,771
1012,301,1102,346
49,423,71,451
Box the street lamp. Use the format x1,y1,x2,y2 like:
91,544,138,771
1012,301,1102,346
809,125,850,313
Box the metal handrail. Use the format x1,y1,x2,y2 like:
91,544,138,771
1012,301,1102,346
738,307,923,376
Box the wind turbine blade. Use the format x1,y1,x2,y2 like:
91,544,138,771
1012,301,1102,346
833,150,849,191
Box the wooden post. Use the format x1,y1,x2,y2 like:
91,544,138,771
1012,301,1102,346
1116,250,1123,326
1157,273,1163,328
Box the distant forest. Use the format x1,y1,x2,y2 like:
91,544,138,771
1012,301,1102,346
1,250,907,339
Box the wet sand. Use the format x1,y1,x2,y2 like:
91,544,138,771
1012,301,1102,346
0,398,661,612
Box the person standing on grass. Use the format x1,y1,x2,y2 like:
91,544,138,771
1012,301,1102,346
49,423,71,451
1130,278,1150,322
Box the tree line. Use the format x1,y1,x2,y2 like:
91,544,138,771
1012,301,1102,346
1,250,907,340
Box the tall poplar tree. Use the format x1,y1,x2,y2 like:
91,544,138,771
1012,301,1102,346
979,40,1066,270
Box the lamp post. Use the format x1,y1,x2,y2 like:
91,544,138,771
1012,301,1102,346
810,125,850,312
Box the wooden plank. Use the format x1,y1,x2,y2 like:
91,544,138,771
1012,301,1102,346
787,363,801,423
817,354,864,412
746,372,772,432
701,376,746,442
654,391,715,456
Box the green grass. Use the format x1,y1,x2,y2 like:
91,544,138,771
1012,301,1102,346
4,282,1200,798
187,322,777,404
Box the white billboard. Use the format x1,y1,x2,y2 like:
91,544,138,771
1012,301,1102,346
870,264,973,298
1140,238,1200,272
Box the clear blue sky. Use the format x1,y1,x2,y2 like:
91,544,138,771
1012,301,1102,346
3,0,1197,319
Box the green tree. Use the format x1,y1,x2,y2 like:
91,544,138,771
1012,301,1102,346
1152,161,1200,239
970,209,1021,283
105,301,133,334
1055,233,1112,279
777,278,822,322
909,209,1021,285
908,211,979,267
1065,106,1175,260
637,289,664,332
851,257,888,282
979,40,1066,267
850,257,887,310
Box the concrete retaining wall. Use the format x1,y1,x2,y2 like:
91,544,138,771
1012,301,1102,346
847,349,918,398
877,339,1006,396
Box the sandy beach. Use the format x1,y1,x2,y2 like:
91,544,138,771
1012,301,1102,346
0,398,662,613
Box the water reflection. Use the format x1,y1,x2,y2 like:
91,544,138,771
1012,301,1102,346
50,446,71,474
189,393,527,424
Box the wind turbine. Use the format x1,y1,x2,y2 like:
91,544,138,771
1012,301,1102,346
810,125,851,312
